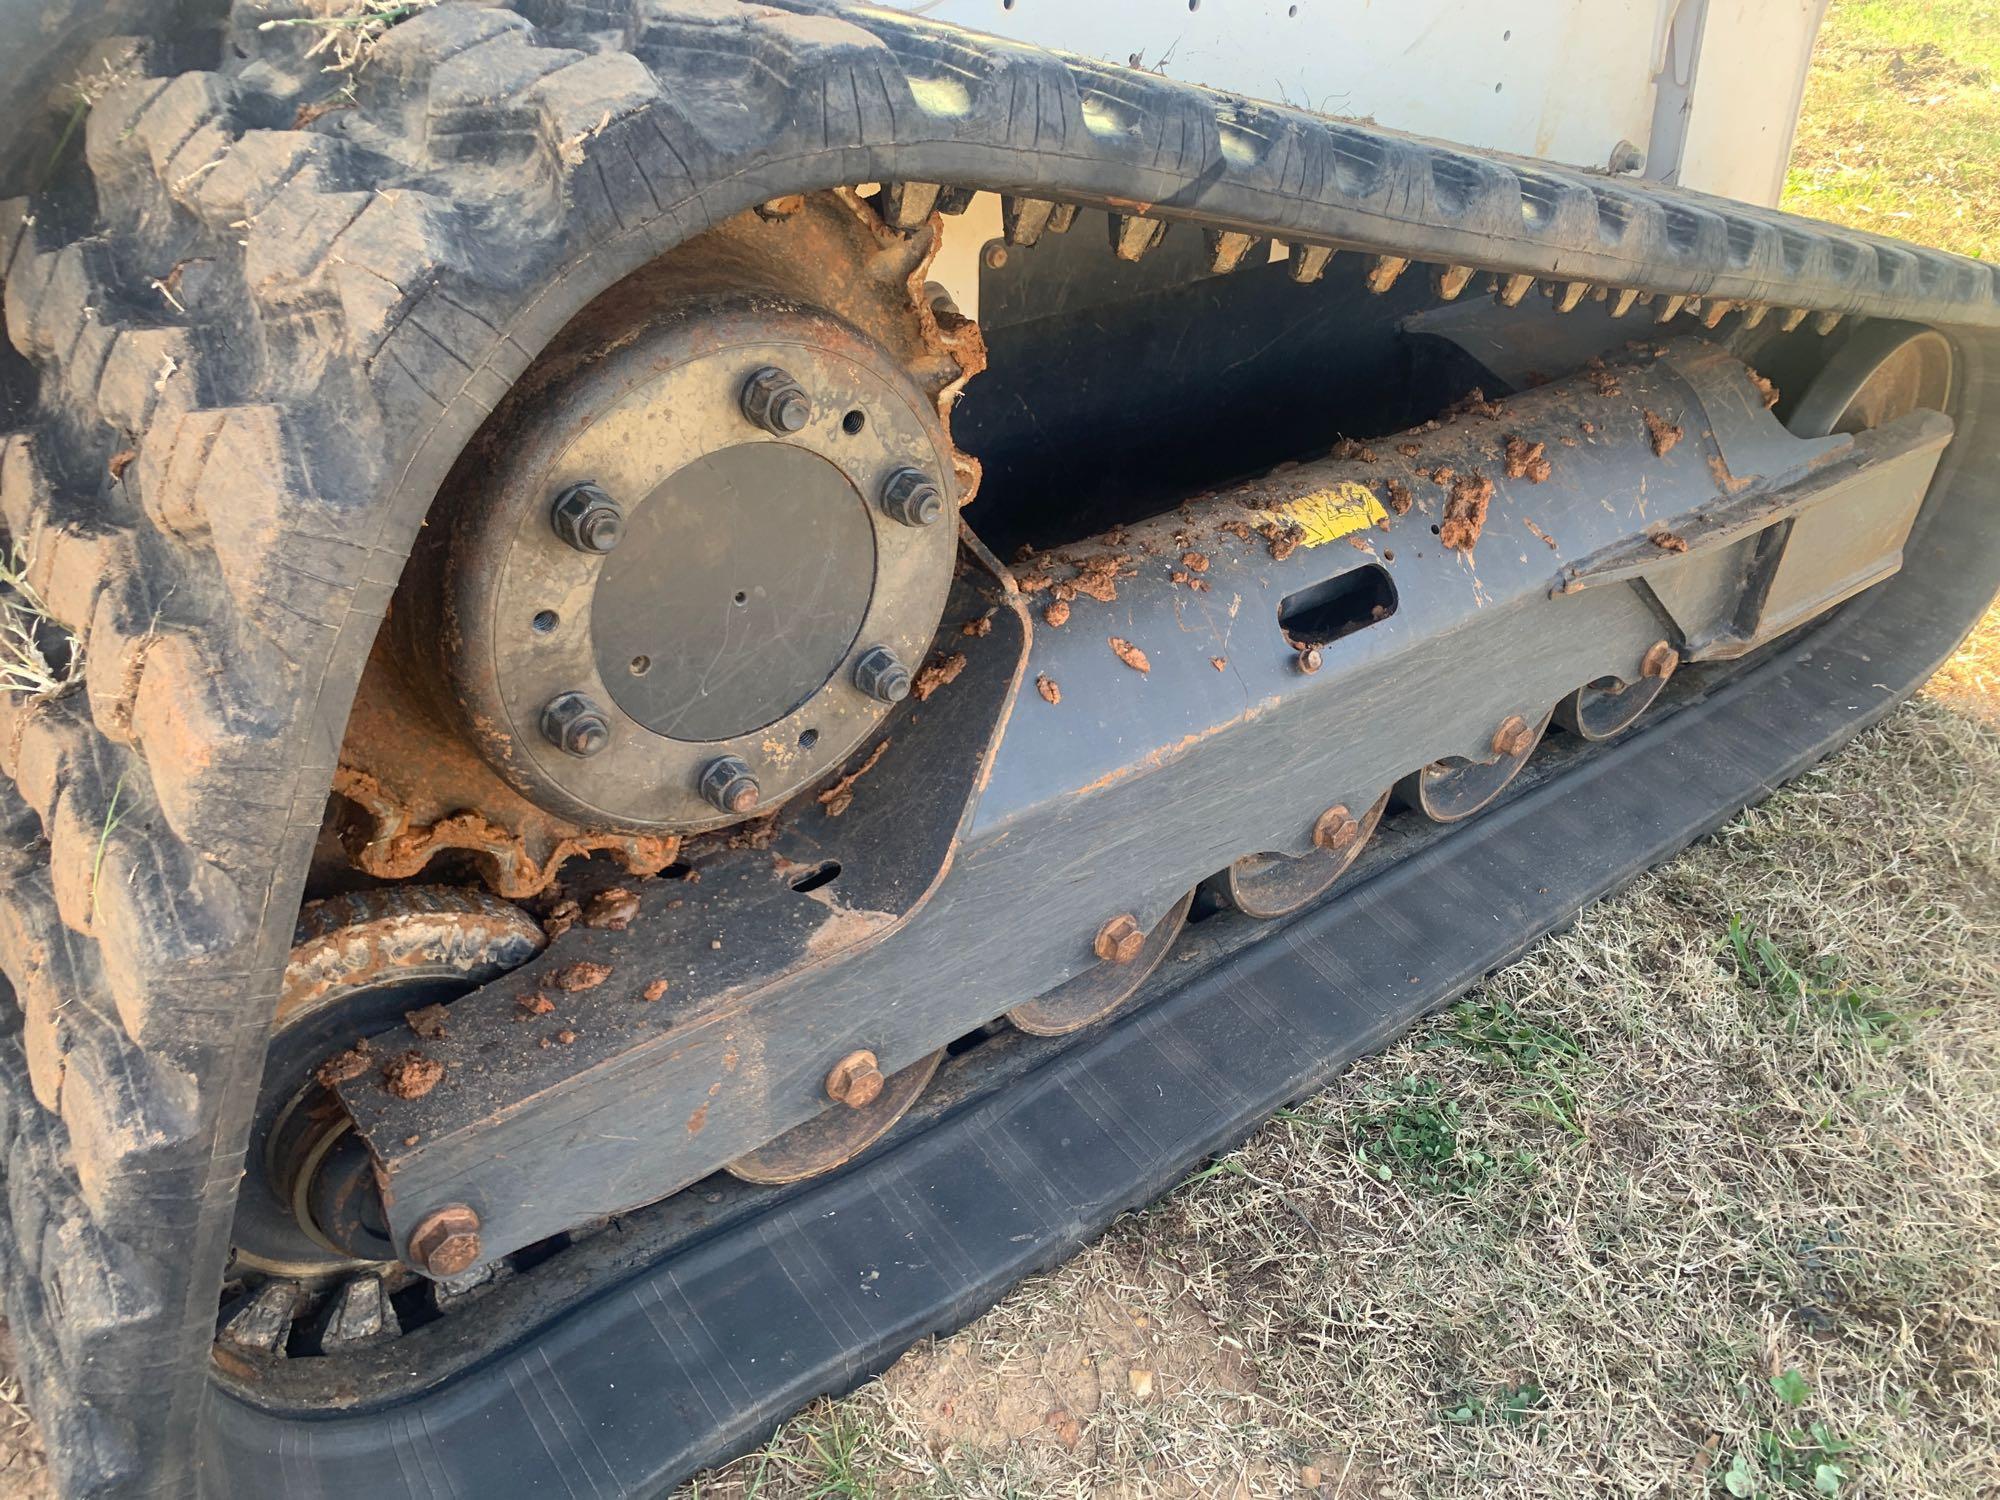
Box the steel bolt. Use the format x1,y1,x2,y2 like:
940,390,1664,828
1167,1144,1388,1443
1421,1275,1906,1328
540,692,611,758
1294,645,1324,675
880,467,945,528
698,755,761,815
741,366,812,435
1093,913,1146,965
825,1049,885,1110
1640,640,1680,679
407,1204,483,1279
549,482,624,554
1312,804,1360,852
1491,714,1537,759
852,646,912,704
983,243,1009,270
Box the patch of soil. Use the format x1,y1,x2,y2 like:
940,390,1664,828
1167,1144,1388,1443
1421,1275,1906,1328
1108,637,1151,673
583,888,640,931
382,1051,444,1100
315,1041,373,1089
1503,434,1551,483
551,961,612,992
912,651,968,701
1042,598,1070,628
404,1004,449,1040
1438,471,1496,552
1385,478,1414,515
1644,409,1684,456
1036,674,1061,705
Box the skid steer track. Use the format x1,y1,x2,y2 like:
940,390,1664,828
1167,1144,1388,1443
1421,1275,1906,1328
0,1,1994,1493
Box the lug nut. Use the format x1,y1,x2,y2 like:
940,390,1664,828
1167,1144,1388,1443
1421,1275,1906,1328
1491,714,1536,758
698,755,761,815
741,366,812,435
541,692,611,757
1294,645,1323,675
880,467,945,528
852,646,912,704
407,1203,483,1279
1641,640,1680,679
1093,913,1145,965
549,481,624,554
1312,804,1360,852
825,1049,885,1110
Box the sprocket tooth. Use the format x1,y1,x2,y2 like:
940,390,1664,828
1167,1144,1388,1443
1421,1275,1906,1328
1204,229,1260,274
1364,254,1410,293
879,181,941,230
1288,243,1333,283
1109,212,1167,261
1000,195,1056,246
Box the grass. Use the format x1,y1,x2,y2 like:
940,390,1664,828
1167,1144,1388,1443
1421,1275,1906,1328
0,543,80,702
1781,0,2000,259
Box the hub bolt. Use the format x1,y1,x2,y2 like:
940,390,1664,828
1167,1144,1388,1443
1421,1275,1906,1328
852,646,912,704
550,482,624,554
1491,714,1537,759
825,1049,885,1110
541,692,611,757
741,366,812,435
880,467,945,528
1312,804,1360,852
698,755,761,815
1294,645,1323,675
1641,640,1680,679
408,1204,483,1279
1093,913,1146,965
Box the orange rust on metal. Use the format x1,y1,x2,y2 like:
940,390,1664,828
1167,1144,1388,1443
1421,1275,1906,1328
1491,715,1536,758
1093,914,1146,965
1312,805,1361,852
407,1204,483,1277
1641,641,1680,679
825,1049,886,1109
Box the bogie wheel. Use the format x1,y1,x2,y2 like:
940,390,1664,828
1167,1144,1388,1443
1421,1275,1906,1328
1204,792,1392,920
1394,711,1554,823
1006,891,1196,1037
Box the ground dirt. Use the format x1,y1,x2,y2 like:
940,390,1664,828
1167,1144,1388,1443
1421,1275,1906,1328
1,2,1994,1496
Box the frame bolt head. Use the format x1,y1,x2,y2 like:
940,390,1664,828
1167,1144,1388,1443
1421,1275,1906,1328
408,1204,483,1278
741,366,812,435
881,467,946,528
1094,913,1146,965
1294,644,1323,675
1641,640,1680,679
1491,714,1536,759
825,1049,885,1109
549,482,624,554
852,646,912,704
698,755,761,815
1312,804,1360,852
540,692,611,757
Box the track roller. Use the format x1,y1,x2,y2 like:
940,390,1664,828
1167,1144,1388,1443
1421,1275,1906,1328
1395,710,1553,823
1006,891,1196,1036
1553,641,1679,741
725,1050,944,1185
1203,792,1391,919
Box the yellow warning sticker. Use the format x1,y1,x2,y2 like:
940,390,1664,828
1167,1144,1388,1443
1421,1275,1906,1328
1252,482,1388,548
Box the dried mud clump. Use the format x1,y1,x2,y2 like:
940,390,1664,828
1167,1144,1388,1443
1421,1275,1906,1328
912,651,968,701
960,613,993,637
1438,471,1496,552
1651,530,1690,554
552,961,612,992
383,1051,445,1100
1644,409,1683,457
1503,435,1551,483
1108,637,1151,673
405,1004,449,1040
817,739,890,818
1259,519,1305,561
1384,478,1414,516
316,1041,373,1089
1036,673,1061,705
1043,598,1071,629
642,979,670,1002
1447,387,1504,420
518,993,556,1016
583,887,640,931
1586,358,1622,398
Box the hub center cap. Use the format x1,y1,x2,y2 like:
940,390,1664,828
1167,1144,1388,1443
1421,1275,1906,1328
593,443,876,742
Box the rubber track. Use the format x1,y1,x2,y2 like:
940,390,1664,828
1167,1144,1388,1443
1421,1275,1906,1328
0,2,1992,1492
